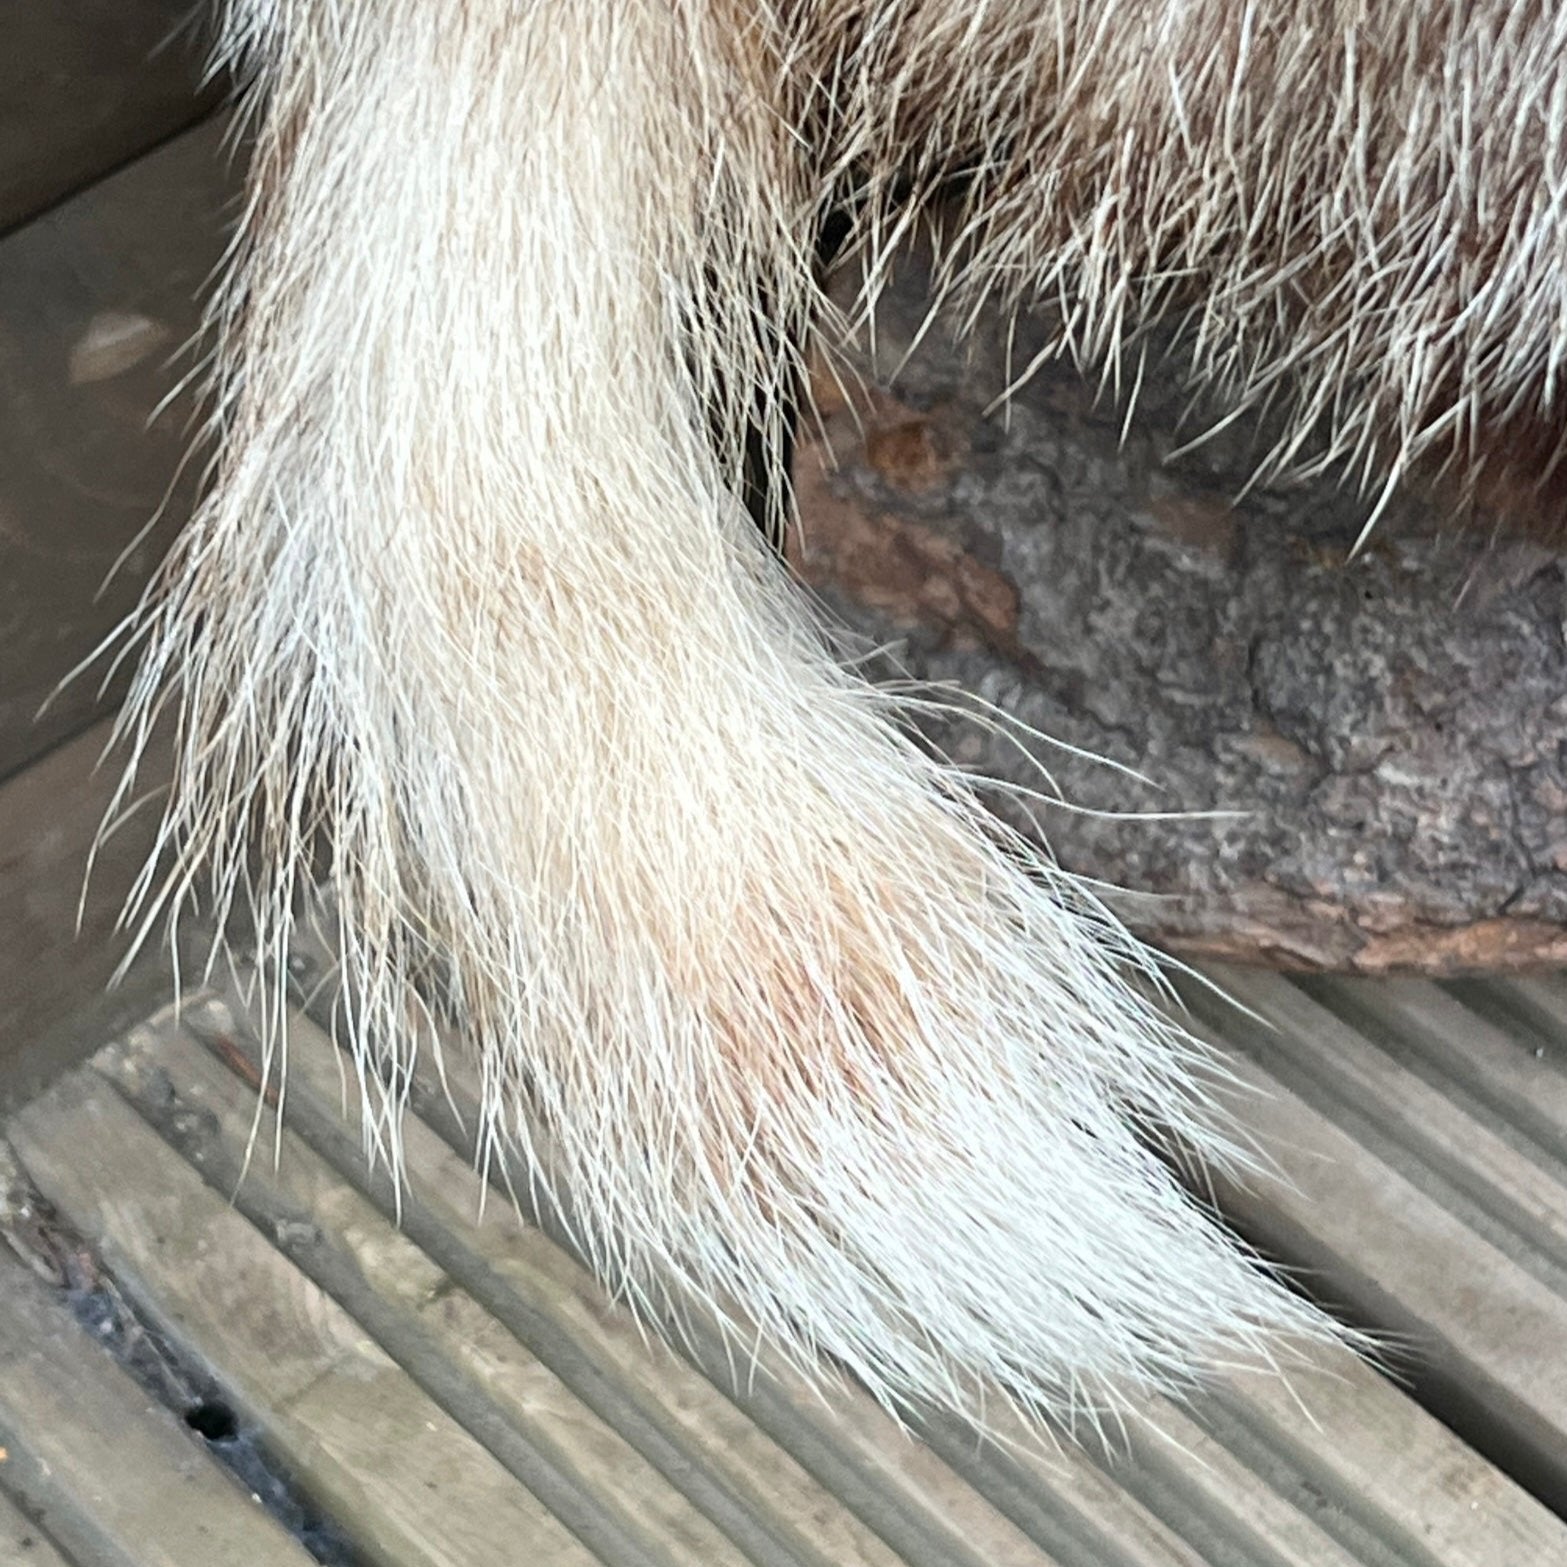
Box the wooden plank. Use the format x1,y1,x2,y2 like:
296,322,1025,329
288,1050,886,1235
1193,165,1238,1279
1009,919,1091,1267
1218,1359,1567,1567
1202,972,1567,1273
1186,965,1567,1511
267,950,1041,1567
1450,974,1567,1060
0,114,234,781
244,976,1567,1567
6,959,1560,1567
909,1405,1215,1567
918,1352,1567,1567
100,1014,771,1567
1080,1405,1364,1567
0,1243,313,1567
5,1073,600,1567
248,990,1219,1567
1301,975,1567,1163
0,1,217,234
191,991,1010,1567
0,719,171,1093
0,1490,70,1567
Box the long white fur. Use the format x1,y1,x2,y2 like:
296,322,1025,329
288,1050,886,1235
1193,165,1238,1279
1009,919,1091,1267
109,0,1565,1429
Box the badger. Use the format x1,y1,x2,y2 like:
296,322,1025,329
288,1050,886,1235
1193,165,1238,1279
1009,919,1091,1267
109,0,1564,1431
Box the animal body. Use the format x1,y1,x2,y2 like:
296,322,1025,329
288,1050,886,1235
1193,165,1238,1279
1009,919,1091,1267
112,0,1566,1430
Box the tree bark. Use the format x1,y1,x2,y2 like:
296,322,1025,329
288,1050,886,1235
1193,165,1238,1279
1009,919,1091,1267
791,267,1567,973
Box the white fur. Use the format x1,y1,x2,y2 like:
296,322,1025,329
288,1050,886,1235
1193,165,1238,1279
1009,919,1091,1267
111,0,1567,1429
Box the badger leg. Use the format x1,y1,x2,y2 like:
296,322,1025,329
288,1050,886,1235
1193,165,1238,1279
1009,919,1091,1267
115,0,1332,1428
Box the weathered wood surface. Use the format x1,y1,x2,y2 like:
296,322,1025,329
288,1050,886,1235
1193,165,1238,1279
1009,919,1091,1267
0,1242,313,1566
3,971,1566,1562
0,114,233,783
1455,971,1567,1057
101,1017,779,1567
0,0,216,235
194,959,1567,1567
0,1490,70,1567
6,1076,600,1567
1186,965,1567,1515
1303,975,1567,1171
0,718,171,1097
794,268,1567,974
185,991,1040,1567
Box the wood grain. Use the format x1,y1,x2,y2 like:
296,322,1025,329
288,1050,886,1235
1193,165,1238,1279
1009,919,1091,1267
101,1014,766,1567
0,1242,313,1566
1300,975,1567,1165
190,992,947,1567
246,962,1567,1567
1189,964,1567,1516
6,1072,600,1567
797,275,1567,974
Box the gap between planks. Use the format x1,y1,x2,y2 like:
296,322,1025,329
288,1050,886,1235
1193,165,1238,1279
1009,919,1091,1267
5,974,1567,1566
0,1239,313,1567
1187,963,1567,1521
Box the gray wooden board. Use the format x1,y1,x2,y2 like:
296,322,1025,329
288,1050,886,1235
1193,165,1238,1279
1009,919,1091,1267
1454,975,1567,1063
176,994,1019,1567
0,1241,313,1567
5,1074,600,1567
0,719,171,1091
0,1,217,235
1187,964,1567,1516
6,965,1567,1564
208,979,1567,1566
97,1015,782,1567
0,1489,70,1567
0,114,234,781
1300,975,1567,1169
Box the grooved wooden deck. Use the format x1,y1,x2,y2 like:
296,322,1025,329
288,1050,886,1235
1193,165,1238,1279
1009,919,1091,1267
2,967,1565,1566
4,8,1566,1562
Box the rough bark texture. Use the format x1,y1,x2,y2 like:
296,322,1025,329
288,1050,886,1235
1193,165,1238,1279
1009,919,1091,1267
792,267,1567,973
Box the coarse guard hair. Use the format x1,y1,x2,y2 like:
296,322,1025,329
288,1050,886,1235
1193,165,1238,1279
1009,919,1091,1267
111,0,1566,1430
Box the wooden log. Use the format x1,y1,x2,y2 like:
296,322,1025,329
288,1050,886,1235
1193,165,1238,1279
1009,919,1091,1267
793,267,1567,974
